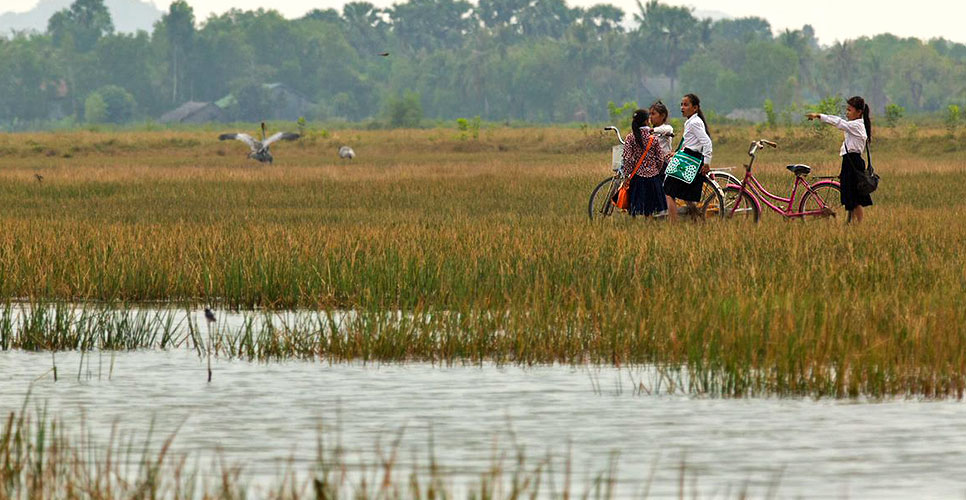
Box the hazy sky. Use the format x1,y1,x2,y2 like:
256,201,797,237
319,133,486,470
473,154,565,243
12,0,966,46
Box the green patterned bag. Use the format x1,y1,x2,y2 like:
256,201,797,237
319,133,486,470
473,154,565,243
665,148,702,184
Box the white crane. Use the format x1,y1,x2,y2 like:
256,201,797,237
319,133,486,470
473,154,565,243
338,146,356,160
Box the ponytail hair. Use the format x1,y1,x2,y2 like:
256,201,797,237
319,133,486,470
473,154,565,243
847,95,872,140
684,93,711,139
631,108,647,148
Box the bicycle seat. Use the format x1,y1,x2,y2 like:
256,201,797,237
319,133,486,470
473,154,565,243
786,164,812,176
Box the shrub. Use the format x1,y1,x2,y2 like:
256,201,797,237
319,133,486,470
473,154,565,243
763,98,776,128
884,104,904,127
945,104,960,133
606,101,637,132
805,95,844,137
296,116,307,136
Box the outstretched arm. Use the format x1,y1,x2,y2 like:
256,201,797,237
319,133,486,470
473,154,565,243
807,112,861,129
814,114,866,137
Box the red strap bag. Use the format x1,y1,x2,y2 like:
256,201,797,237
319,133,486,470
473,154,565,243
613,135,655,210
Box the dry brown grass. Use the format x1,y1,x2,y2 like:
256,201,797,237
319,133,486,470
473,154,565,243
1,124,965,396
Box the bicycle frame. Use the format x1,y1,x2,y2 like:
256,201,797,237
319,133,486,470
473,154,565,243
729,139,836,218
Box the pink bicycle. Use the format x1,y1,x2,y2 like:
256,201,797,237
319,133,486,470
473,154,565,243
724,139,841,222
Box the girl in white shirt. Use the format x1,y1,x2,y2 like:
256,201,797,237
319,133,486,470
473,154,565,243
647,100,674,153
664,93,713,221
806,96,873,223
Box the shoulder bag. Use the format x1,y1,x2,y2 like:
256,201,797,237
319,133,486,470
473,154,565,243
855,140,879,195
845,140,879,196
613,135,655,210
665,137,702,184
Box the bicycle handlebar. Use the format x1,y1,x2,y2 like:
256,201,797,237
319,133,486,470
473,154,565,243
603,126,624,145
748,139,777,157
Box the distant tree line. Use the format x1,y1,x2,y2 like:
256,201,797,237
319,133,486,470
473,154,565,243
1,0,966,128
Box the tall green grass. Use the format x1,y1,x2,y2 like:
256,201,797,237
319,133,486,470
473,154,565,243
1,126,965,397
2,398,758,499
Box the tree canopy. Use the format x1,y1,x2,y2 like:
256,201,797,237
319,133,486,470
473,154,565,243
1,0,965,128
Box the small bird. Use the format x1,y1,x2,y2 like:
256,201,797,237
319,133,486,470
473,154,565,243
34,173,43,182
338,146,356,160
203,307,215,383
219,122,300,164
376,52,390,57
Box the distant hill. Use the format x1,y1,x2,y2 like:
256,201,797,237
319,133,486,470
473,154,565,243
0,0,163,35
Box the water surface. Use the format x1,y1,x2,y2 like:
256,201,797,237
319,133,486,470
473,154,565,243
3,350,965,498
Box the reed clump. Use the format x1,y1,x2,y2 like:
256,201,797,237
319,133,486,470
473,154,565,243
1,126,965,398
2,399,760,499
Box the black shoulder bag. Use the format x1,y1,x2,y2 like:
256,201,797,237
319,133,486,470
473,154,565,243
854,139,879,196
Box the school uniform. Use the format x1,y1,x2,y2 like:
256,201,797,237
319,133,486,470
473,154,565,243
664,114,712,202
819,114,873,210
621,130,668,216
649,123,674,154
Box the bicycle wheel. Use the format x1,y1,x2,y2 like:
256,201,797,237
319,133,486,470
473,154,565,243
695,176,725,220
710,170,742,190
798,180,842,220
722,185,760,223
671,180,720,219
588,176,621,220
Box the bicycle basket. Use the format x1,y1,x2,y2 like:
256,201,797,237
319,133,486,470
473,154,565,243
611,145,623,172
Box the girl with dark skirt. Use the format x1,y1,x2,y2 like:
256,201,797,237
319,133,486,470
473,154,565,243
807,96,873,223
621,109,668,217
664,93,712,222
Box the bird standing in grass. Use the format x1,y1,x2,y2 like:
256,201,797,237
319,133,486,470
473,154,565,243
204,307,215,382
219,122,300,164
338,146,356,160
34,173,43,182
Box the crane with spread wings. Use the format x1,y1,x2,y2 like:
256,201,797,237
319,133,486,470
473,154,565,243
218,122,300,164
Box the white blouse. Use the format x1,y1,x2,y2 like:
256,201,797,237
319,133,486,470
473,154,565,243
820,114,867,156
649,123,674,155
681,114,712,165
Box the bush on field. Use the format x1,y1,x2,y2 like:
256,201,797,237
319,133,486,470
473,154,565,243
885,104,904,127
945,104,960,132
606,100,637,132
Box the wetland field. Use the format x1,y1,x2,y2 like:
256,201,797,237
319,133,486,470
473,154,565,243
2,124,966,498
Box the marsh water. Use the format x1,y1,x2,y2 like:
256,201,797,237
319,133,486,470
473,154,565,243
4,348,966,498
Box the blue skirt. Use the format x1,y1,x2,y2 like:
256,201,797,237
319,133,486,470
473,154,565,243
629,175,668,217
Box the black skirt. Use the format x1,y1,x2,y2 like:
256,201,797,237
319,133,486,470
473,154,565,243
663,148,704,202
840,153,873,210
628,175,668,217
